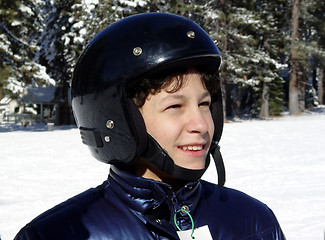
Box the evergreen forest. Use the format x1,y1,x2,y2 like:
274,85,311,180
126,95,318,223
1,0,324,122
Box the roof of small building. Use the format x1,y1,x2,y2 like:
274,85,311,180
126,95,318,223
20,87,56,104
0,95,11,105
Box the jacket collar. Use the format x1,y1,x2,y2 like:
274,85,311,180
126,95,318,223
107,166,201,215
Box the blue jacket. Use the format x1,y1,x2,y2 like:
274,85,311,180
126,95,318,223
15,166,285,239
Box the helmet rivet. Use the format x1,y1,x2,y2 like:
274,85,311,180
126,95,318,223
104,136,111,142
106,120,114,129
133,47,142,56
187,31,195,39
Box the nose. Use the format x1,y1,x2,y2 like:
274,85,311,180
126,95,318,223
186,107,210,134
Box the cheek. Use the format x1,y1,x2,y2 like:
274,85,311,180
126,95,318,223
144,115,182,151
145,117,175,141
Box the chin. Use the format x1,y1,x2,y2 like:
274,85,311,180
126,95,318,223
179,161,206,170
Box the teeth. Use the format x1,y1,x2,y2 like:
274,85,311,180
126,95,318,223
181,145,203,151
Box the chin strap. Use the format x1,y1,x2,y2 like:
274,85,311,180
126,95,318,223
209,141,226,188
142,134,225,187
143,135,208,181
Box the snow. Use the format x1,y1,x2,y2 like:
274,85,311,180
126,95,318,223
232,8,260,25
11,21,22,27
72,21,84,29
0,34,12,54
84,0,99,6
4,77,25,95
33,64,56,86
1,110,325,240
205,11,220,20
118,0,148,8
19,5,34,16
84,0,99,11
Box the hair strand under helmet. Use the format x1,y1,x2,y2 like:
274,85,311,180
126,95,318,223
71,13,225,187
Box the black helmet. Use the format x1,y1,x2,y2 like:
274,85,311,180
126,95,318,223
71,13,225,187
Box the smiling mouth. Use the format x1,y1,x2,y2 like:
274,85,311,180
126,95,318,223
180,145,204,151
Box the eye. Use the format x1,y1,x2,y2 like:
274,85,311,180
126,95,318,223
199,101,211,107
166,104,181,110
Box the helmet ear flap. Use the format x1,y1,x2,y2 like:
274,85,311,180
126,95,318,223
210,87,225,187
127,98,148,162
211,88,224,143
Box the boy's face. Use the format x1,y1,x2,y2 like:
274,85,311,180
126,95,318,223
139,72,214,170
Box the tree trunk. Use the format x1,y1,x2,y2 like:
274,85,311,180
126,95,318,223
260,82,269,117
218,0,229,122
289,0,301,115
220,78,227,121
54,81,72,125
319,68,324,105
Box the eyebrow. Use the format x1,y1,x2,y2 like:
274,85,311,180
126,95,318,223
160,90,211,102
200,91,211,100
161,94,185,102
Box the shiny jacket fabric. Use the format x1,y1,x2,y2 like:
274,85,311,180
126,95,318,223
15,166,285,240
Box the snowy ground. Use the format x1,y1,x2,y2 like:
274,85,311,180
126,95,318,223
1,108,325,240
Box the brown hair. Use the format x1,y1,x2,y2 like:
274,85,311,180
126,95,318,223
127,68,220,108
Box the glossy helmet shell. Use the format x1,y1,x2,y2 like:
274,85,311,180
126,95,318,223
71,13,223,170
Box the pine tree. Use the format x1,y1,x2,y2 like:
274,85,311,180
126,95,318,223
301,0,325,106
0,0,54,99
206,1,287,117
1,0,324,123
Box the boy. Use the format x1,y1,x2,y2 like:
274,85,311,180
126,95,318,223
15,13,285,239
